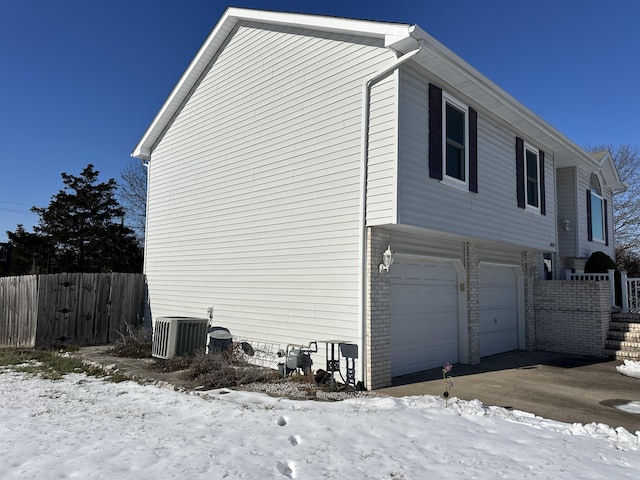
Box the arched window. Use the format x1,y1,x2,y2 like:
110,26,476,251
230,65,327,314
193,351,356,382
588,173,605,243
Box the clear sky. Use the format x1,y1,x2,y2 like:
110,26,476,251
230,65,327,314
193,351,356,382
1,0,639,242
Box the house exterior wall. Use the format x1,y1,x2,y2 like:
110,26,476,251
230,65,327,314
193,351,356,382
366,227,391,389
396,65,557,252
365,74,398,225
145,23,397,357
556,167,577,259
534,280,610,357
466,242,480,364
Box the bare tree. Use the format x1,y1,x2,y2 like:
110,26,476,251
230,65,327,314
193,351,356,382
119,160,147,243
586,144,640,259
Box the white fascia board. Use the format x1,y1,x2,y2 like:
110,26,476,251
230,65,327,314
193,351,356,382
409,25,598,170
131,7,412,160
227,7,412,39
131,8,239,160
598,151,626,192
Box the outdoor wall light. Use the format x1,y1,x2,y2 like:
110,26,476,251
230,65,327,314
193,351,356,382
379,245,395,273
563,219,570,232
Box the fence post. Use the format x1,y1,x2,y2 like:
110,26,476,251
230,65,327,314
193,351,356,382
607,269,616,309
621,270,629,313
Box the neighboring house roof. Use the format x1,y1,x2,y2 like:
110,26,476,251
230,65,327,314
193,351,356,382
132,7,600,171
591,150,626,192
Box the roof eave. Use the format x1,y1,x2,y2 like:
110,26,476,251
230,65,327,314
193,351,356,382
407,25,599,171
131,7,413,160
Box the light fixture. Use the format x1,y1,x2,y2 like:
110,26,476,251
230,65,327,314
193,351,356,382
379,245,395,273
563,219,570,232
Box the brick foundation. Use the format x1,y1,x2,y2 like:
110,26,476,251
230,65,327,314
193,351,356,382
365,227,392,389
534,280,610,357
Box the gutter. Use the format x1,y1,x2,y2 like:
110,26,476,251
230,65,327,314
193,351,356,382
358,36,423,389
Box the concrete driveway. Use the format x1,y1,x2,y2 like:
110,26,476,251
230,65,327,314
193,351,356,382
378,351,640,433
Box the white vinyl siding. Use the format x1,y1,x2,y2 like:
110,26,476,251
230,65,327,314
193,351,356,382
145,24,394,350
556,167,577,258
365,73,398,225
397,66,556,252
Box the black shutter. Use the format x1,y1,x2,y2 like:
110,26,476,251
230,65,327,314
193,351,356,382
469,107,478,193
539,150,546,215
516,137,525,208
428,83,443,180
586,189,593,241
604,198,609,246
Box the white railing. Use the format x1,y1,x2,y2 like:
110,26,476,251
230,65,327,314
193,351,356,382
621,271,640,313
565,269,640,313
565,269,617,308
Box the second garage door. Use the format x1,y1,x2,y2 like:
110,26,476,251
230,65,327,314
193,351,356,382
479,265,519,357
391,258,459,377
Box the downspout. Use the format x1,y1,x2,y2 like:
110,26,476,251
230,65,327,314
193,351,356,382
358,37,423,388
141,158,150,275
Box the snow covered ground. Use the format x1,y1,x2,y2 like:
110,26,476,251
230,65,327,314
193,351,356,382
1,362,640,479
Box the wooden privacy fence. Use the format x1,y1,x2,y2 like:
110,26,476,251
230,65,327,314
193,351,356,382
0,273,146,348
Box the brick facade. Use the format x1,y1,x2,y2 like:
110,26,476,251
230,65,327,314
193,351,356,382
366,227,392,389
523,251,539,350
466,242,480,365
534,280,610,357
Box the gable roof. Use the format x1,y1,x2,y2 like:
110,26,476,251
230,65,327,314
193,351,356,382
591,151,626,192
132,7,600,172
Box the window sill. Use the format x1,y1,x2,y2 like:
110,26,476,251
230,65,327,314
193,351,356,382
440,176,469,192
524,205,541,215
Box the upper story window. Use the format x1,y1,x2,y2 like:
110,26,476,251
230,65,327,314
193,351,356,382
525,145,539,209
429,84,478,192
588,173,606,243
443,95,468,185
515,137,546,215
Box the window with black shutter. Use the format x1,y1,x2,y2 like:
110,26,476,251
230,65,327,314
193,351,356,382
515,137,546,215
429,83,477,192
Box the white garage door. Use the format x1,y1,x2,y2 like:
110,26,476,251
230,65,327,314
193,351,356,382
479,265,519,357
391,258,459,377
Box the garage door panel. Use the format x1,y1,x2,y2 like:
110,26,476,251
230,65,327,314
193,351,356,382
479,265,519,358
480,287,517,308
398,338,459,375
480,308,516,329
391,259,459,377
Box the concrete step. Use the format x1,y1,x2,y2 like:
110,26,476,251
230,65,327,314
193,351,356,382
611,313,640,322
603,348,640,360
608,321,640,332
607,330,640,342
605,339,640,350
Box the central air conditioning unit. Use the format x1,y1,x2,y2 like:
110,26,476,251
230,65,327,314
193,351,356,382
152,317,209,359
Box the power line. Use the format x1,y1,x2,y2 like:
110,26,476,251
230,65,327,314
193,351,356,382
0,207,37,215
0,201,35,207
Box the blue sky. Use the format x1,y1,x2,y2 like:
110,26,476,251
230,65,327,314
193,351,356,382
1,0,639,242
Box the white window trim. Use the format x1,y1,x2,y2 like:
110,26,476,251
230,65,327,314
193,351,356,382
524,142,540,214
590,184,606,243
441,93,469,191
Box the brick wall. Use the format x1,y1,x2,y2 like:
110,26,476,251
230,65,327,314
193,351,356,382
523,252,538,350
534,280,610,357
466,242,480,365
366,227,392,389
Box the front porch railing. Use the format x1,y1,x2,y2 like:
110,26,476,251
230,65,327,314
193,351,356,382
565,269,640,313
621,271,640,313
565,269,616,308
